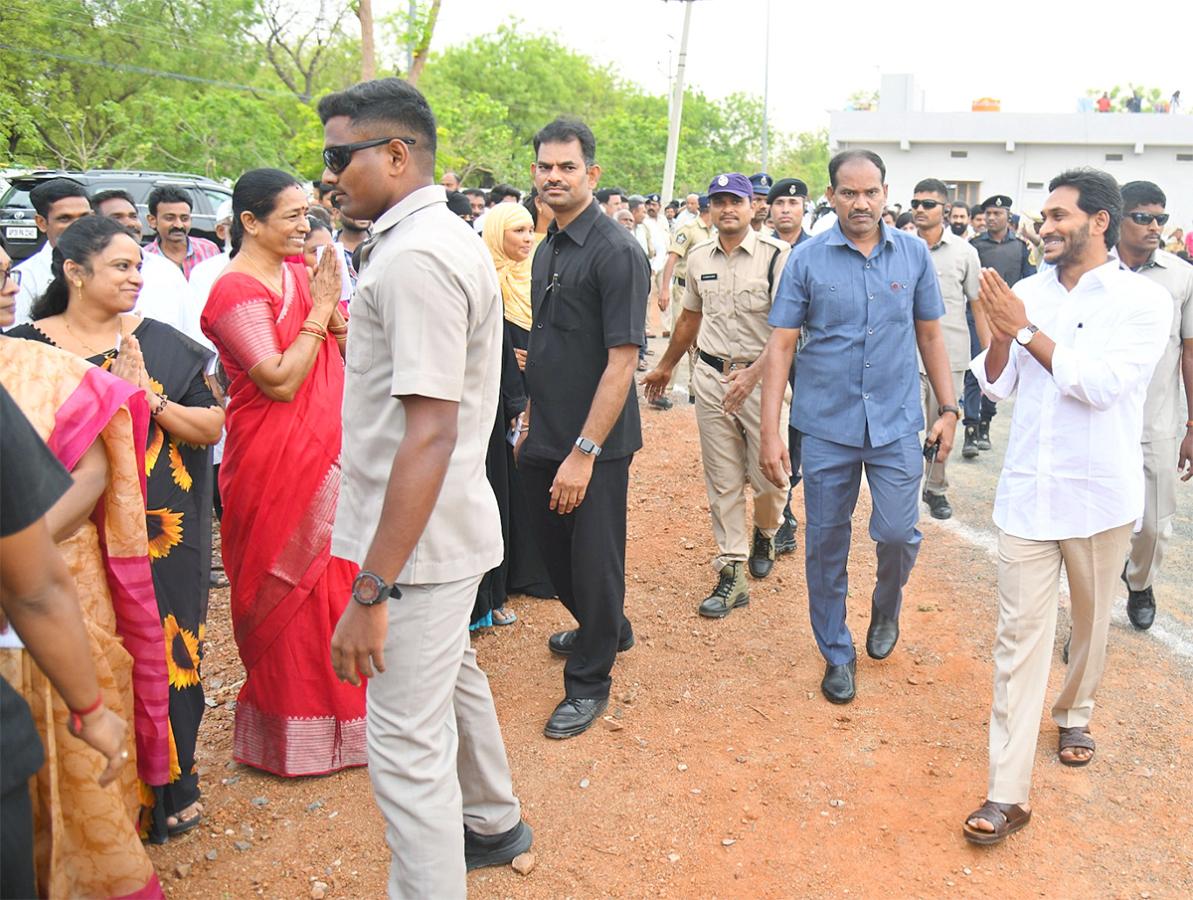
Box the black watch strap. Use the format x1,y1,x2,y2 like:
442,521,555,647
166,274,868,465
937,404,961,417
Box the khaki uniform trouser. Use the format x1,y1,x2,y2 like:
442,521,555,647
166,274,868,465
919,370,966,495
1125,437,1179,591
986,521,1133,806
692,360,786,570
367,575,522,899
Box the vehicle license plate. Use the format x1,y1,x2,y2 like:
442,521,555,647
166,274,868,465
5,226,36,240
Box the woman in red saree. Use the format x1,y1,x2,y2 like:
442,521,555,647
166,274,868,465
200,169,365,776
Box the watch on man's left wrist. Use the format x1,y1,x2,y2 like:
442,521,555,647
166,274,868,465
352,570,398,606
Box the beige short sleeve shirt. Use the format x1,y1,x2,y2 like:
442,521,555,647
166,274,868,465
331,185,504,584
1137,248,1193,441
922,228,980,374
682,228,790,361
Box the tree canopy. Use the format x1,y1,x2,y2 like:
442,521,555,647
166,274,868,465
1,3,829,197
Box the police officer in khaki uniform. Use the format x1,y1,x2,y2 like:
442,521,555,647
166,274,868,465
644,173,790,617
659,195,714,400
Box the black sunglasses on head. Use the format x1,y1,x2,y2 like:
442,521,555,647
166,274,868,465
909,199,945,210
1125,211,1169,226
323,136,417,175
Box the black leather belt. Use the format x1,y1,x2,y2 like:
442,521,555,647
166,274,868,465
675,276,686,287
699,350,755,373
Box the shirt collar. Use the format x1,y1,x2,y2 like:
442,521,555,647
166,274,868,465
713,225,759,257
547,198,602,247
926,227,957,250
1135,248,1169,270
825,218,895,254
371,184,447,236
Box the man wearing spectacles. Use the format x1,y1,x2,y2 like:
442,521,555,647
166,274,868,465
319,78,530,897
912,179,982,520
1114,181,1193,632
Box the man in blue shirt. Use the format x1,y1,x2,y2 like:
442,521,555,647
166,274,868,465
759,150,960,704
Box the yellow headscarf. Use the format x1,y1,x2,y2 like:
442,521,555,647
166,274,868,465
482,202,534,331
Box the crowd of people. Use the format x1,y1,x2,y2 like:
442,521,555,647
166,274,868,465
1,73,1191,897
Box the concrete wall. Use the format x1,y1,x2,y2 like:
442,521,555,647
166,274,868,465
829,110,1193,232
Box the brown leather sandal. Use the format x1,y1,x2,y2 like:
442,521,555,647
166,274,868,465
1058,726,1095,767
962,799,1032,845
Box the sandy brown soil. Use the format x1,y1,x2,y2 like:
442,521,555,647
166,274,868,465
149,395,1193,899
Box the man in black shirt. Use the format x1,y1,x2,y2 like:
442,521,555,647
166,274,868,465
516,117,650,739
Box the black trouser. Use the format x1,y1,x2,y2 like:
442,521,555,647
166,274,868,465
1,782,36,899
520,454,633,699
963,304,996,427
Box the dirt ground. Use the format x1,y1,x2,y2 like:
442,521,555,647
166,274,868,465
148,390,1193,899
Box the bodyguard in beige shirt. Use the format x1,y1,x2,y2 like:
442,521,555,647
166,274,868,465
913,178,980,519
645,173,790,618
319,78,529,898
1115,180,1193,630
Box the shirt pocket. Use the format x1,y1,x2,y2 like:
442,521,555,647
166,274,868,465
547,280,584,331
814,281,856,327
742,275,773,315
344,313,376,374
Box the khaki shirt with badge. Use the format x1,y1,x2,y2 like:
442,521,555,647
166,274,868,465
920,227,981,374
1135,248,1193,442
667,217,715,283
681,228,791,362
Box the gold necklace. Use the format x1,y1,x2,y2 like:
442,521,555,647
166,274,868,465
62,316,120,358
241,251,285,295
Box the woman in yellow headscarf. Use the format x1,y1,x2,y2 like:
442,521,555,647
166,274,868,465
473,201,553,629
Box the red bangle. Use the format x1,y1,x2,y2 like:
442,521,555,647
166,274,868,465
67,693,104,736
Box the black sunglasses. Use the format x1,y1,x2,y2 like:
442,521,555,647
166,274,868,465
323,136,417,175
1125,211,1169,226
910,199,945,210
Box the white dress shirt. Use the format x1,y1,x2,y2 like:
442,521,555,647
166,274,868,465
12,242,52,326
971,260,1170,541
135,251,200,341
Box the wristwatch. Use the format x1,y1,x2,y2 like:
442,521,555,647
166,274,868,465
937,404,961,418
352,570,400,606
1016,324,1039,346
574,436,603,457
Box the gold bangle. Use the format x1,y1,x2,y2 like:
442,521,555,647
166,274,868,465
298,328,326,343
302,318,327,335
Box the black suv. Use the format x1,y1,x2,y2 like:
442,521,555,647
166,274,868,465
0,170,232,261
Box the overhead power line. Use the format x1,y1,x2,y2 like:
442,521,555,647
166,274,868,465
0,43,293,97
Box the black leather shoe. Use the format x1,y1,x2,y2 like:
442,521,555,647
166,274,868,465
774,513,797,554
821,660,856,704
1126,585,1156,630
547,628,635,658
465,819,533,870
866,609,900,660
544,696,608,739
962,426,979,459
922,489,953,520
748,528,775,579
976,420,993,451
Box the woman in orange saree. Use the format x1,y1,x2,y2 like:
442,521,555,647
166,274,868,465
0,243,168,897
201,169,365,776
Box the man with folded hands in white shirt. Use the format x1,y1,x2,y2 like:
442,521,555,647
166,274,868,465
961,168,1169,847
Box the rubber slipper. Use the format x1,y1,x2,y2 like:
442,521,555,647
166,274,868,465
167,812,202,837
491,608,517,626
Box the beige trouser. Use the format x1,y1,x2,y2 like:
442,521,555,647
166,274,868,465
919,370,966,495
693,359,786,570
1125,437,1179,591
367,575,522,899
664,281,696,392
986,521,1134,805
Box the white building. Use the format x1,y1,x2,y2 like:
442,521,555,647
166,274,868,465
830,75,1193,233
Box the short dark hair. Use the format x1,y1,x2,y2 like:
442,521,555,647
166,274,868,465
316,77,437,156
147,185,192,216
489,183,521,204
970,204,984,218
305,215,332,235
533,117,596,167
895,211,915,229
1119,180,1166,212
32,216,130,320
523,190,539,227
30,178,90,218
1048,167,1122,249
230,168,303,258
314,181,334,197
913,178,950,198
306,205,333,228
462,188,486,201
91,188,137,211
828,149,886,188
